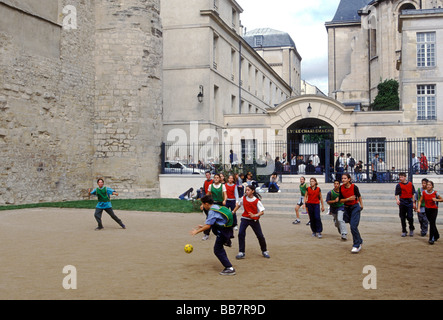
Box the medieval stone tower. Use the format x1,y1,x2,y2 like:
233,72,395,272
0,0,163,204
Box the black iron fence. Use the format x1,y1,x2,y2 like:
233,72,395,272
161,138,443,183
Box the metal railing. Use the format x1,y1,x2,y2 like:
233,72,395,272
161,138,443,183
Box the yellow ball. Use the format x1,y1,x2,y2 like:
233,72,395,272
184,244,193,254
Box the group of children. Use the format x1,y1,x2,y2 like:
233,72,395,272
191,171,269,276
395,174,442,244
87,172,441,277
294,175,364,253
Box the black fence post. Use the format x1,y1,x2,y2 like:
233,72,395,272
160,142,166,174
325,140,331,183
407,137,412,182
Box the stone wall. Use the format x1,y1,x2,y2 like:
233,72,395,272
93,0,163,199
0,0,163,204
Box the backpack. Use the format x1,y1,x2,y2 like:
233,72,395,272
349,157,355,168
211,206,234,228
335,158,340,171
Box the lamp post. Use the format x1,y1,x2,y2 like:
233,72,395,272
197,85,204,103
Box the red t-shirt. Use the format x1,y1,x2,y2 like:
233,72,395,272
306,186,321,204
339,184,360,206
243,196,260,220
203,179,213,195
422,190,439,209
225,183,237,199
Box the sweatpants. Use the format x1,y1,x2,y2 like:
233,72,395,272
212,226,233,268
343,203,363,248
425,208,440,242
306,203,323,234
238,218,267,253
399,203,415,233
94,207,123,228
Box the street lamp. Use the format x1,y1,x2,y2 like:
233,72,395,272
197,85,204,103
307,103,312,114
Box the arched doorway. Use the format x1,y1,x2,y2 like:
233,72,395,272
287,118,334,172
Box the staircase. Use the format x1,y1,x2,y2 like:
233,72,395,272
260,180,443,224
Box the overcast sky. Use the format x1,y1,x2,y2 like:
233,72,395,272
238,0,341,95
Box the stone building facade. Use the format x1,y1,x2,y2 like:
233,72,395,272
0,0,163,204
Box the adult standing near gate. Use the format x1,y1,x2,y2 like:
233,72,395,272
371,153,379,182
339,173,364,253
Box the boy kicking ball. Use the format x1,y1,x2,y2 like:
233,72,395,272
190,195,236,276
89,178,126,230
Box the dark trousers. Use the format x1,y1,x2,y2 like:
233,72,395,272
399,203,415,233
212,226,233,268
425,208,440,242
225,199,238,228
94,207,123,228
306,203,323,233
238,218,267,253
343,203,363,247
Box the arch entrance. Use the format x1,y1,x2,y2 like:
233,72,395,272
286,118,334,172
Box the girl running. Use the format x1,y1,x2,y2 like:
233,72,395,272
304,177,325,238
417,180,442,245
339,173,364,253
293,176,307,225
233,185,270,259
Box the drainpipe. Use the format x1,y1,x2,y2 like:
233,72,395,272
239,40,242,114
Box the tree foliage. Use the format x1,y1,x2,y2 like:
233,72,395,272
371,79,400,111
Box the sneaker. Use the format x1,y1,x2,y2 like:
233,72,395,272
235,252,245,259
341,233,347,241
317,233,322,239
202,234,209,241
401,232,407,237
292,219,301,225
311,232,317,237
262,251,270,259
95,227,104,231
429,238,435,245
351,245,362,253
409,230,414,237
120,224,126,229
224,239,232,247
220,267,236,276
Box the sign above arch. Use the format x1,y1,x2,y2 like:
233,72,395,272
267,95,355,140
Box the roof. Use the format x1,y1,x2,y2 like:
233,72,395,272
326,0,371,25
243,28,297,49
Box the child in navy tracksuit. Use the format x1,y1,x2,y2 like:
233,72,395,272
395,173,416,237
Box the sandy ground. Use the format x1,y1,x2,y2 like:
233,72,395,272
0,207,441,300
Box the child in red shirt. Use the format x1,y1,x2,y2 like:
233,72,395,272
304,177,325,238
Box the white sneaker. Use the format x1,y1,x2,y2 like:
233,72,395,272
202,234,209,241
351,245,362,253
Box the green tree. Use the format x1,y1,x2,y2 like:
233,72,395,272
371,79,400,111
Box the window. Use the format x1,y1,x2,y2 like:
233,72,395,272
367,138,386,163
417,85,436,120
417,32,436,67
254,35,264,47
213,33,219,69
